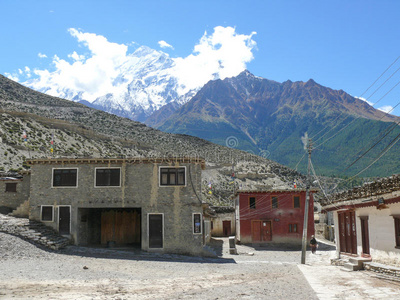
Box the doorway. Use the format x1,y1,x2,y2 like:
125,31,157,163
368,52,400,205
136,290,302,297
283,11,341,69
338,211,357,255
252,220,272,242
148,214,163,248
222,220,231,236
360,217,370,256
58,206,71,235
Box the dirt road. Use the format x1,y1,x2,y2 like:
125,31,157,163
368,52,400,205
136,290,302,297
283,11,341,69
1,233,399,299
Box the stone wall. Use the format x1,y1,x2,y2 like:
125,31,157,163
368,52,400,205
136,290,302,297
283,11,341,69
28,160,205,256
0,174,30,212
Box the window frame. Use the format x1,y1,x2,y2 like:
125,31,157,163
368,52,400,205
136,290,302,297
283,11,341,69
193,213,202,234
94,167,121,188
293,195,301,208
249,196,256,209
40,205,54,222
159,166,186,187
5,182,17,193
288,223,298,233
52,168,78,188
271,195,278,209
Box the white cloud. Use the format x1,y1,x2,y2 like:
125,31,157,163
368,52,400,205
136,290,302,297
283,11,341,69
25,26,257,102
68,51,85,61
356,96,374,106
38,53,47,58
172,26,257,93
5,72,19,82
28,28,129,101
378,105,393,113
158,40,174,49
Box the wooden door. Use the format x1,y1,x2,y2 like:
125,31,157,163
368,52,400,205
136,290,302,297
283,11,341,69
59,206,71,235
339,213,346,252
222,220,231,236
350,211,357,254
338,211,357,255
252,220,261,242
360,217,370,255
101,210,141,245
149,214,163,248
261,221,272,241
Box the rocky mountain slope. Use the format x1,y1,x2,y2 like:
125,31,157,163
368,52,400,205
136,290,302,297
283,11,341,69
0,74,306,205
153,71,400,177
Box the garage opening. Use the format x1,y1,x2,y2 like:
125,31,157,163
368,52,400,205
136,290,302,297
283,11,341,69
79,208,141,248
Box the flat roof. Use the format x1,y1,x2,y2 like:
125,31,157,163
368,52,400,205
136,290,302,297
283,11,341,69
25,157,206,170
236,189,318,195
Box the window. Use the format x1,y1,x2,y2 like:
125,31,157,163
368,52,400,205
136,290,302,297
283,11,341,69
53,169,77,187
272,196,278,209
160,167,185,186
289,224,298,233
41,206,53,222
193,213,202,234
5,183,17,192
394,217,400,248
294,196,300,208
95,168,120,187
249,197,256,209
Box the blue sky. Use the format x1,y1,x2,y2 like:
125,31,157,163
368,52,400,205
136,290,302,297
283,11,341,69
2,0,400,114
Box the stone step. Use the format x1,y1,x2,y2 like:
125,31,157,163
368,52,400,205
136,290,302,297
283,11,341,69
0,213,71,250
343,262,362,271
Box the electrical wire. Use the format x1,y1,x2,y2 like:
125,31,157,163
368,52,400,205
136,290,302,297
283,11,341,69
311,56,400,143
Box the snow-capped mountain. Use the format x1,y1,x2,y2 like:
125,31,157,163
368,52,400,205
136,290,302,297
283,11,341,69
25,46,200,122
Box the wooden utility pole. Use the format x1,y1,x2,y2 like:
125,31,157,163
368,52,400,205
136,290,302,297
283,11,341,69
301,138,312,264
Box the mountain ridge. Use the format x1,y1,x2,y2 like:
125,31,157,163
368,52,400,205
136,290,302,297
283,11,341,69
153,71,400,177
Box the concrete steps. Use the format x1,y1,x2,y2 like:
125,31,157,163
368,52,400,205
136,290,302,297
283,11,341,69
343,257,372,271
0,213,70,250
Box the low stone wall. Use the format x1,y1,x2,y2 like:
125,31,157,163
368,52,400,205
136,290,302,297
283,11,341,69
364,262,400,278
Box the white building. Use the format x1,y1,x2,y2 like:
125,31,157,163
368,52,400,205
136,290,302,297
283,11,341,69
323,175,400,264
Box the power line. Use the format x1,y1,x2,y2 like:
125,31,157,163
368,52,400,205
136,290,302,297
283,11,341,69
344,121,399,171
313,78,400,150
348,131,400,180
311,56,400,143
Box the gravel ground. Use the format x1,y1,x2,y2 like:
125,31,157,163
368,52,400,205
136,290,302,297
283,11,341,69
1,232,399,300
0,232,317,300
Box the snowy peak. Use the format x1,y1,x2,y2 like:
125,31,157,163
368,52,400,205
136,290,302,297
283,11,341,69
24,45,200,122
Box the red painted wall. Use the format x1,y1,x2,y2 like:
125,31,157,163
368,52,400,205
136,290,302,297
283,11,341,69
237,191,315,244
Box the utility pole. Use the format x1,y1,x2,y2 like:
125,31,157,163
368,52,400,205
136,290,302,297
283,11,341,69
301,138,312,264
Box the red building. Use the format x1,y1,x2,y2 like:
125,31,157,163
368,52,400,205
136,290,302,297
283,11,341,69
235,190,316,245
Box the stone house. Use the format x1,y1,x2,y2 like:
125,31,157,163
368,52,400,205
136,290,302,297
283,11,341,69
26,157,208,256
322,175,400,263
0,172,30,215
235,190,316,245
210,206,235,237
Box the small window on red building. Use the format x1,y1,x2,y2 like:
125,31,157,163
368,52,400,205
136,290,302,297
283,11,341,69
394,217,400,248
294,196,300,208
272,196,278,209
249,197,256,209
5,183,17,192
289,224,298,233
